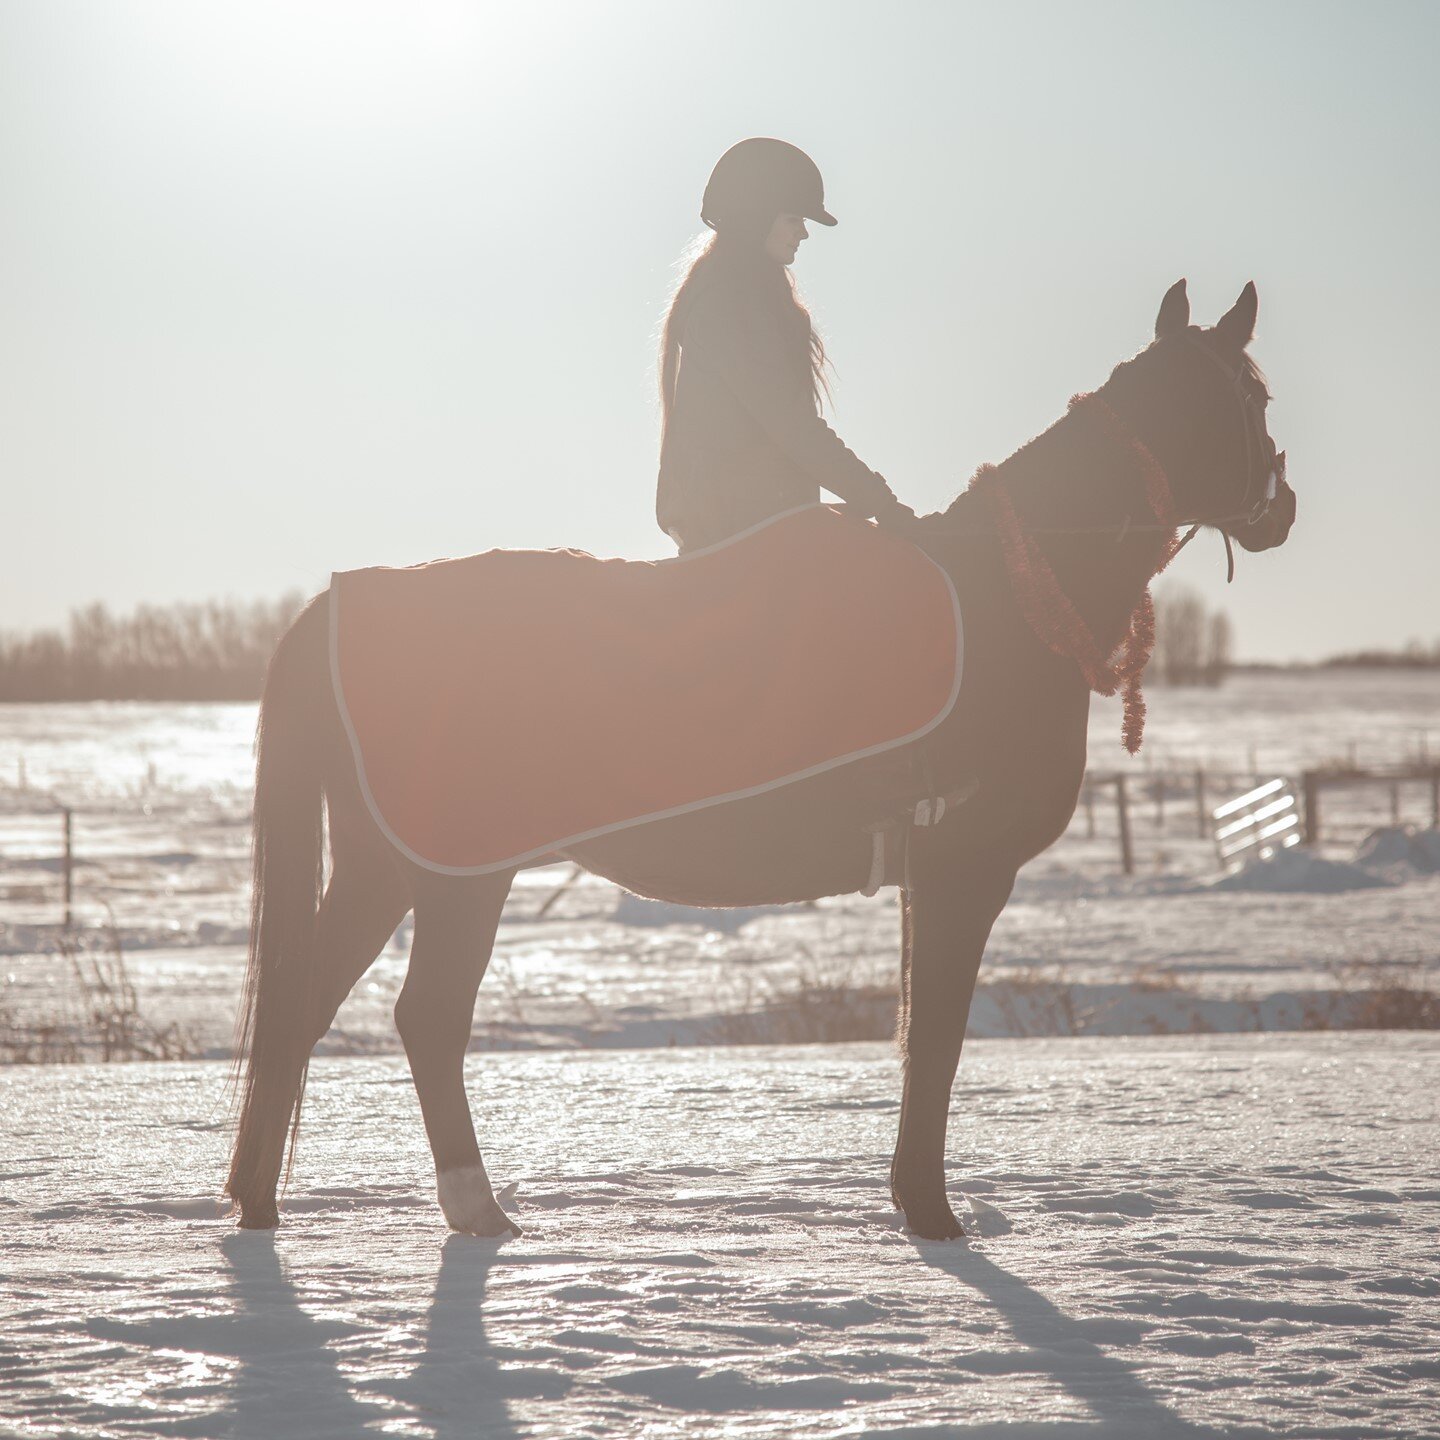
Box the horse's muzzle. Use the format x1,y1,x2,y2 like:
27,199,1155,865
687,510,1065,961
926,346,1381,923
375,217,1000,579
1226,472,1296,553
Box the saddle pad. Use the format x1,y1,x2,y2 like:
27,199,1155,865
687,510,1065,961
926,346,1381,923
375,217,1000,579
331,506,962,874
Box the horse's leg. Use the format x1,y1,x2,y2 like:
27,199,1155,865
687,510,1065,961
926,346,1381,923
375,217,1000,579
231,847,411,1227
395,871,519,1238
890,833,1018,1240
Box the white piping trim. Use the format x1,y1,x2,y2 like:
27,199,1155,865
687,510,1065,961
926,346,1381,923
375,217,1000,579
660,503,819,561
860,829,887,898
329,508,965,877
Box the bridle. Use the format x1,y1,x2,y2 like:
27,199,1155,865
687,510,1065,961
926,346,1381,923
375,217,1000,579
1172,331,1286,581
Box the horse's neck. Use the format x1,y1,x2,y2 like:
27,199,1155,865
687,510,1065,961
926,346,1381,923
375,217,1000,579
989,401,1171,654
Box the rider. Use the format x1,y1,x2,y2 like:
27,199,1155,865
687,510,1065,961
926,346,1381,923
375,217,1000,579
656,138,916,553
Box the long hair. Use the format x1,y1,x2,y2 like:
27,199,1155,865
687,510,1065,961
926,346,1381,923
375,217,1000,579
659,229,830,437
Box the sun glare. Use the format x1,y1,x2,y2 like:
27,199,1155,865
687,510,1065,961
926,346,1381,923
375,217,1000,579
134,1,522,129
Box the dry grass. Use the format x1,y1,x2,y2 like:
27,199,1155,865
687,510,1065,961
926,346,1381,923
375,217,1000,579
701,950,897,1046
1347,982,1440,1028
984,965,1087,1036
701,952,1440,1046
0,920,198,1064
1302,959,1440,1031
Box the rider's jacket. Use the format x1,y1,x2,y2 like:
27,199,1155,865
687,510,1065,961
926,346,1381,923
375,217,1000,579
656,276,898,552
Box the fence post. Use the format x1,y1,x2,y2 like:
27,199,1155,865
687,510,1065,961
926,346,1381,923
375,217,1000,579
1431,768,1440,829
1390,781,1401,826
62,807,74,930
1195,768,1208,839
1115,775,1134,875
1154,776,1166,830
1302,772,1320,847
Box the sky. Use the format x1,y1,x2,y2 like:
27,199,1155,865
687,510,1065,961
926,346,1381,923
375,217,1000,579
2,0,1437,660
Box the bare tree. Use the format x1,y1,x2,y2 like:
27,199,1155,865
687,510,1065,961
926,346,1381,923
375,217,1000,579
1154,585,1234,687
1203,611,1233,685
0,592,305,701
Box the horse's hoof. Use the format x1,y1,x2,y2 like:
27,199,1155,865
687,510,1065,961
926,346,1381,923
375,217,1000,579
895,1190,967,1241
450,1212,522,1239
906,1206,967,1241
236,1203,279,1230
437,1165,520,1238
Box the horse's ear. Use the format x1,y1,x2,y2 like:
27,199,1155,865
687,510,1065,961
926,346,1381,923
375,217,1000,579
1214,281,1258,352
1155,278,1189,339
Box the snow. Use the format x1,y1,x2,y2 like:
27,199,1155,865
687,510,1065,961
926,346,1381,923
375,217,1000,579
1208,847,1395,893
3,1033,1438,1438
3,674,1439,1435
1354,825,1440,879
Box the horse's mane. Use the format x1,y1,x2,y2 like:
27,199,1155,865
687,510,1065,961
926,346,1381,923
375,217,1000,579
933,402,1083,523
934,331,1270,525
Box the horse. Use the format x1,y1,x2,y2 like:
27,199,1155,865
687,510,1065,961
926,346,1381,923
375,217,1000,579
225,279,1294,1241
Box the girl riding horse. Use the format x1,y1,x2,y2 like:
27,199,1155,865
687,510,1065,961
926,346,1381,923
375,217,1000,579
657,137,916,550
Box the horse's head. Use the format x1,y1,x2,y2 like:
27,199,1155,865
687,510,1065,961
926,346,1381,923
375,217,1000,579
1116,279,1295,555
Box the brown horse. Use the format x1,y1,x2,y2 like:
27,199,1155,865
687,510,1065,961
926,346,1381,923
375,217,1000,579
225,280,1294,1241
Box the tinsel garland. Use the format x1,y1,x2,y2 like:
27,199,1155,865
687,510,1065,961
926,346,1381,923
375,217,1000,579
968,393,1179,754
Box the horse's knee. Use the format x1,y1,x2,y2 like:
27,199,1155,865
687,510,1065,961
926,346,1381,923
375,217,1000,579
393,985,428,1052
393,981,469,1055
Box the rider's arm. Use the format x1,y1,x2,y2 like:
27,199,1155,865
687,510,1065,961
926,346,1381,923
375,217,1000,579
683,288,909,522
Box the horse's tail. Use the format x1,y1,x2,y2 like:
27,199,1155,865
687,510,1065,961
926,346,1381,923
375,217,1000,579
225,593,331,1214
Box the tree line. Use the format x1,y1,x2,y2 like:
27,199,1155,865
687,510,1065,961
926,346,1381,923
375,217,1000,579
0,594,305,701
16,583,1426,703
1321,639,1440,669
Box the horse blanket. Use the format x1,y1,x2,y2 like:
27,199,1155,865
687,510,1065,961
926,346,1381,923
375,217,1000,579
330,506,963,874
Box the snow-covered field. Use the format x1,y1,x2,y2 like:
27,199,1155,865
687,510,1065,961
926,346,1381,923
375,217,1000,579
2,670,1437,1055
2,676,1437,1438
3,1033,1438,1438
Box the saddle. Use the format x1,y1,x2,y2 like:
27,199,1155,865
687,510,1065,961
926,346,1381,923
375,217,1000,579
331,506,964,874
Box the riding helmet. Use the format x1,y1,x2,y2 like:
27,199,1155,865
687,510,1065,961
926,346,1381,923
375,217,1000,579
700,138,838,231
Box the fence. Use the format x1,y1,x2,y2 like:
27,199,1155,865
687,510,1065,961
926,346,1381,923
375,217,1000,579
1076,761,1440,875
1301,764,1440,847
1078,767,1242,876
9,762,1440,922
